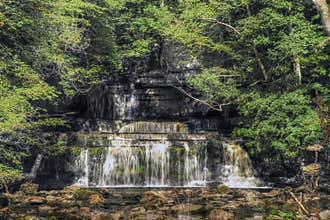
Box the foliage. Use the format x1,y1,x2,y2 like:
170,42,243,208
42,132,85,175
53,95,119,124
234,90,323,167
139,0,329,170
0,0,116,188
0,164,22,190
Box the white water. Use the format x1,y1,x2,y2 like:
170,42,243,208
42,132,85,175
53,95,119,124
74,122,260,188
219,143,261,188
74,140,208,187
74,148,89,186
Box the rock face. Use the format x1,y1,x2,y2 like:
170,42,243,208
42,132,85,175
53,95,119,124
73,42,235,133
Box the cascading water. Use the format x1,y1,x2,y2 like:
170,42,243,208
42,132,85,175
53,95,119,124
99,146,142,186
73,122,261,188
219,143,261,188
75,148,89,186
145,143,170,186
183,143,209,186
74,136,208,187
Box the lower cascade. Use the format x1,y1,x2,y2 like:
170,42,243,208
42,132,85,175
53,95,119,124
73,122,261,188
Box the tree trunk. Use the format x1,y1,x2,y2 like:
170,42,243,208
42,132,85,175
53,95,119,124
0,179,11,207
293,54,302,85
246,5,268,81
28,154,43,180
313,0,330,36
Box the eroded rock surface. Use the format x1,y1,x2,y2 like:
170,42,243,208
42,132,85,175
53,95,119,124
1,183,328,219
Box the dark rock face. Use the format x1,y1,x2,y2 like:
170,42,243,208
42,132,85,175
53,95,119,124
73,42,236,133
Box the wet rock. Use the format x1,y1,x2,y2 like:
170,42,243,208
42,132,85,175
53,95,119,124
73,188,96,200
91,211,121,220
208,209,234,220
141,191,168,209
46,195,57,203
89,194,105,205
78,207,92,218
63,185,81,192
319,209,330,220
27,196,47,205
20,183,39,195
171,204,205,214
250,215,263,220
38,205,56,214
24,215,39,220
216,185,232,195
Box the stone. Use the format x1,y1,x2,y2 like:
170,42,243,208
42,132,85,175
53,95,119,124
251,215,263,220
79,207,92,218
24,216,39,220
28,196,47,205
63,185,81,192
216,185,232,195
38,205,56,214
171,204,205,214
46,195,57,203
89,194,105,205
319,209,330,220
141,191,168,209
208,209,234,220
20,183,39,195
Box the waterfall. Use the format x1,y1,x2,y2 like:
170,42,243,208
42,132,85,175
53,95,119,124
219,143,261,188
184,143,208,186
74,148,89,186
99,146,142,186
145,144,169,186
73,137,208,187
73,122,261,188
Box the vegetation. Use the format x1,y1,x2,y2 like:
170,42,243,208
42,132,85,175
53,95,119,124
0,0,329,191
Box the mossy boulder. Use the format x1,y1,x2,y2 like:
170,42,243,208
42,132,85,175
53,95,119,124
20,183,39,195
216,185,232,194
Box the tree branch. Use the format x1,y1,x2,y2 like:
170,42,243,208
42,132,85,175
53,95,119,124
172,85,230,112
317,37,330,49
196,18,241,35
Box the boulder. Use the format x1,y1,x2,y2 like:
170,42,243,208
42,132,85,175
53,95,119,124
89,194,105,205
208,209,234,220
319,209,330,220
141,191,168,209
20,183,39,195
27,196,47,205
216,185,232,195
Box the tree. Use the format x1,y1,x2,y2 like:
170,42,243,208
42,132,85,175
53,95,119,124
0,0,115,193
313,0,330,36
138,0,328,170
234,90,323,170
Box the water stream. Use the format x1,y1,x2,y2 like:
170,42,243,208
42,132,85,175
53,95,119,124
74,121,260,188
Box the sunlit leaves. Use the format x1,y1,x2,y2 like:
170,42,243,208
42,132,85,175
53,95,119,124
234,90,323,162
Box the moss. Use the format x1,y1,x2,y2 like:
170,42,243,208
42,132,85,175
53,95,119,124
70,146,81,154
169,146,185,154
73,189,96,200
234,206,254,219
138,164,145,174
216,185,231,194
88,147,106,157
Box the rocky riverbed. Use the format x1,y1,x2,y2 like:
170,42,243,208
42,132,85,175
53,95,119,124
0,183,329,219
